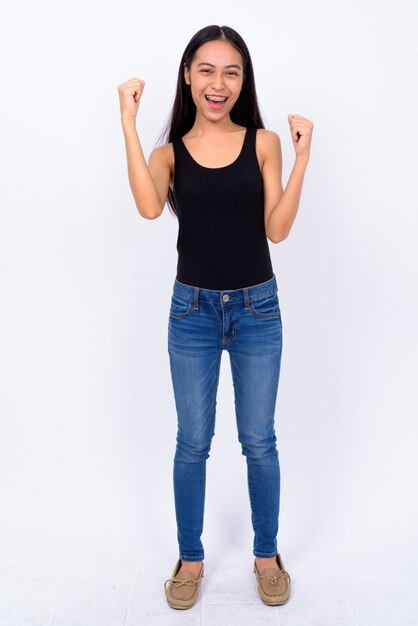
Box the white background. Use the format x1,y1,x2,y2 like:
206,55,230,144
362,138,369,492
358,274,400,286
1,0,417,623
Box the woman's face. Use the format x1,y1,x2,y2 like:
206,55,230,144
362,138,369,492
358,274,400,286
184,39,244,121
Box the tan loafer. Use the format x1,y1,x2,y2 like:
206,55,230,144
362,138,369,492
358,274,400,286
164,559,204,609
253,553,291,605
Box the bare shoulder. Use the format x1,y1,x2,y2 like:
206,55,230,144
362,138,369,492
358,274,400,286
149,142,173,168
255,129,282,173
148,141,174,183
256,128,281,154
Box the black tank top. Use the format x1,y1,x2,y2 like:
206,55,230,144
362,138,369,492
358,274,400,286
171,126,274,290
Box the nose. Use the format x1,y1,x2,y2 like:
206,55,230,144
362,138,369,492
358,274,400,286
211,72,225,91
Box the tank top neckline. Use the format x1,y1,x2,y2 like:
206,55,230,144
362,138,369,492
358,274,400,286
178,127,250,171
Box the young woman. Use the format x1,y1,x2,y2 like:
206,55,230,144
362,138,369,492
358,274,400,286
118,24,313,610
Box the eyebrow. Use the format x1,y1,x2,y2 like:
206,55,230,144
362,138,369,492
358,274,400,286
197,62,242,70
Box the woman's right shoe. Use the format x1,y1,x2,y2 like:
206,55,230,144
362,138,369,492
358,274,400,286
164,559,204,609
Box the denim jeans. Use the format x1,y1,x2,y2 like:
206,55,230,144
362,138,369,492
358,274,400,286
167,273,283,561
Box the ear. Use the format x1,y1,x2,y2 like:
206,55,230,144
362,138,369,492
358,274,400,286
184,62,190,85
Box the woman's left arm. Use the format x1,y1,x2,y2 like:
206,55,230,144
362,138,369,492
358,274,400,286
262,114,314,243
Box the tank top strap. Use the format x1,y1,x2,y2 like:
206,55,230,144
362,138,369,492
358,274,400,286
172,135,185,157
171,135,189,181
241,125,256,158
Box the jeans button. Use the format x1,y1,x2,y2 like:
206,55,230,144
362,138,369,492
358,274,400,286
222,293,230,302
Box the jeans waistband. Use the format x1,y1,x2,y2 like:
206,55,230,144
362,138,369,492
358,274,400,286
173,274,278,306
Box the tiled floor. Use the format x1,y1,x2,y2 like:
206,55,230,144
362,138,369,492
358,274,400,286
0,549,417,625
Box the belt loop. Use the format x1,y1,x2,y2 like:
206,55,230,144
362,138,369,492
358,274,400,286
243,287,250,309
193,286,199,310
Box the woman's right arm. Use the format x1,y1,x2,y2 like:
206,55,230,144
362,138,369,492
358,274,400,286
118,78,170,220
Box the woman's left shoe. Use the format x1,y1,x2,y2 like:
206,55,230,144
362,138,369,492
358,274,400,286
253,553,291,605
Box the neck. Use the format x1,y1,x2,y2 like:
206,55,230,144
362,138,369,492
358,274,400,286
188,113,241,137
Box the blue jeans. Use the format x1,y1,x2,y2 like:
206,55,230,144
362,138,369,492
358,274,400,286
167,273,283,561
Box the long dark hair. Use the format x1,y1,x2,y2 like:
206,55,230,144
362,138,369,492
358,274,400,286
155,25,265,217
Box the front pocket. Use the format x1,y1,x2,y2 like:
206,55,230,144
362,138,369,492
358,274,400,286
250,292,281,318
169,293,193,318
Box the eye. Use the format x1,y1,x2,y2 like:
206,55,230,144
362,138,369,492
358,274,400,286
200,69,211,73
226,72,238,76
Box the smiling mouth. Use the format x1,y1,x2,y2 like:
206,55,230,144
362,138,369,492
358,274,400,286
204,95,228,102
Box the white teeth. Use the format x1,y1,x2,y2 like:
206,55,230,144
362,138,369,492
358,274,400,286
205,95,227,102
